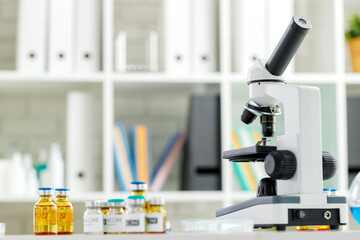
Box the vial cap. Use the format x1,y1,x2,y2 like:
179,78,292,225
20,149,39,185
38,187,53,195
127,195,145,205
323,188,330,191
130,181,148,191
108,199,125,207
108,199,125,203
149,198,165,206
95,200,109,207
85,200,101,208
55,188,70,196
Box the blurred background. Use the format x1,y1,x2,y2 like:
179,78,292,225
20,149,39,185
0,0,360,234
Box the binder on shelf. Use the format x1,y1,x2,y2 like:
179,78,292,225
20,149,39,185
233,0,266,72
151,133,186,191
163,0,191,73
192,0,217,72
114,123,134,191
16,0,48,72
131,125,152,184
66,92,97,192
181,95,221,191
75,0,100,72
48,0,75,73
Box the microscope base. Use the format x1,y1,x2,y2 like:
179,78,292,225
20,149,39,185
216,195,348,231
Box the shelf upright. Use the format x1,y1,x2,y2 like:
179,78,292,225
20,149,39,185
102,0,115,194
219,0,233,207
334,0,349,192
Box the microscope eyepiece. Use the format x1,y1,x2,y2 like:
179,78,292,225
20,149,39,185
241,108,257,124
260,115,275,137
265,16,312,76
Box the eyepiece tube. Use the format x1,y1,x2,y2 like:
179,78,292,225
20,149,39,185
265,16,312,76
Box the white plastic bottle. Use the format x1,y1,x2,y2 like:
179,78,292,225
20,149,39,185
10,151,26,195
48,143,65,188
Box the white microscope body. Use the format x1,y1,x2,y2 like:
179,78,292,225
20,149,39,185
217,16,348,230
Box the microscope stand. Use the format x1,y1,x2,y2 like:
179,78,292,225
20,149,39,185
216,194,348,231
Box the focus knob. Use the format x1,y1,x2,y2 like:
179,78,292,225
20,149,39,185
322,151,337,180
265,150,297,180
257,178,277,197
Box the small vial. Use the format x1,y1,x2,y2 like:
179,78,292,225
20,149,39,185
83,201,103,235
55,188,74,235
323,188,331,195
331,189,338,196
166,221,171,234
33,187,57,235
97,200,109,231
104,199,126,234
146,198,166,233
126,195,146,234
130,181,148,208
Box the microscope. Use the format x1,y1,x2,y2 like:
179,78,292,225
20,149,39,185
216,16,348,231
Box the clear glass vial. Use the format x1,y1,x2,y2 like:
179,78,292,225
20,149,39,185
83,200,103,235
33,187,57,235
104,199,126,234
146,198,166,233
126,195,146,234
55,188,74,235
130,181,148,208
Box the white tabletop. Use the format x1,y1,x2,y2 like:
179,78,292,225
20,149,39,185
3,232,360,240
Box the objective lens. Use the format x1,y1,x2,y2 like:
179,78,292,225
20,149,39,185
241,109,257,124
260,115,275,137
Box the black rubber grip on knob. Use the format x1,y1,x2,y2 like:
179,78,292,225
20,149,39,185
322,151,337,180
265,150,297,180
257,177,277,197
265,16,312,76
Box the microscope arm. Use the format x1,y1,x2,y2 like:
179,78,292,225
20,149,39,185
251,83,323,195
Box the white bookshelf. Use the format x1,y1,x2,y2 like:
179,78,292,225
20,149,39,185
0,0,358,207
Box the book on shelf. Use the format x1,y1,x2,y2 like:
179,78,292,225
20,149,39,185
130,125,152,185
151,133,186,191
232,125,267,191
113,123,185,191
114,123,134,191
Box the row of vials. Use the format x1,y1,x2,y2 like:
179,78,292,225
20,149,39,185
84,181,169,234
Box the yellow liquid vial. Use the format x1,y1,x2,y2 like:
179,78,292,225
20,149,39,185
130,181,148,209
146,198,166,234
55,189,74,234
34,188,57,235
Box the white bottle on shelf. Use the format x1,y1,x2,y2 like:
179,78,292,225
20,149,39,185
9,152,26,196
48,143,65,189
23,153,39,195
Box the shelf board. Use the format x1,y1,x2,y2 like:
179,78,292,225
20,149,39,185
0,71,104,82
112,73,222,83
345,73,360,84
0,191,257,203
229,73,339,84
111,191,226,202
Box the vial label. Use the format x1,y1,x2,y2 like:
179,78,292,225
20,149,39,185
146,213,164,232
126,213,145,233
104,214,125,233
84,214,103,233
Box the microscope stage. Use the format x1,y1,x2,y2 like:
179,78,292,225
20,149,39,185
223,145,276,162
